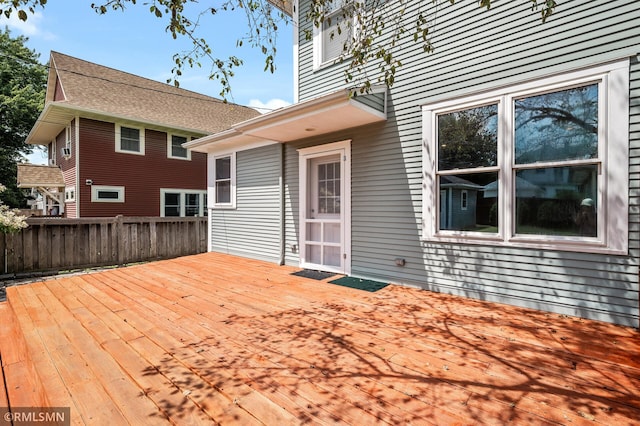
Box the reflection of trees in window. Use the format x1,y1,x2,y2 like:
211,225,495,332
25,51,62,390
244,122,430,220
515,84,598,164
438,104,498,170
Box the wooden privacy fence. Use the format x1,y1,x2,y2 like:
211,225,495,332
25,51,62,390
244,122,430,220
0,216,208,277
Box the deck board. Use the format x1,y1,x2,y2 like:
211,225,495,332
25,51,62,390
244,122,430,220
1,252,639,425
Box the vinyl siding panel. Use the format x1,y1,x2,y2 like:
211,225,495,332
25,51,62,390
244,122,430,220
288,0,640,326
210,144,282,263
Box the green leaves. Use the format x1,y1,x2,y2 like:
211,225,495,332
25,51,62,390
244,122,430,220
0,28,47,208
1,0,557,101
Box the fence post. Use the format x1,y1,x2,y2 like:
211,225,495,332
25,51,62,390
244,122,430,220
116,215,124,266
149,218,157,259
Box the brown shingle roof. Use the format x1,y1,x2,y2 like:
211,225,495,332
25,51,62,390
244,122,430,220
48,51,260,134
16,164,65,188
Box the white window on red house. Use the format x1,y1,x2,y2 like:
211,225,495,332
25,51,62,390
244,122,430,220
116,124,145,155
161,189,206,217
168,134,191,160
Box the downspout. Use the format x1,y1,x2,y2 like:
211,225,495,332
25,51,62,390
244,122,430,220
279,143,286,265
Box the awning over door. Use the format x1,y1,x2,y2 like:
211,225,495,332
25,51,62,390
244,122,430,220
186,86,387,153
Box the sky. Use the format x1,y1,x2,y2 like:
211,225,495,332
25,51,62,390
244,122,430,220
1,1,295,164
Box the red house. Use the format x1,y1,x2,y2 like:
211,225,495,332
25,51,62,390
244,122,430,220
25,52,259,218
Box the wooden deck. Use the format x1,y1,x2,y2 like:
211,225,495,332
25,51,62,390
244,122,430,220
0,252,639,425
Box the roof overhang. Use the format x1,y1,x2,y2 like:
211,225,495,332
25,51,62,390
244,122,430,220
186,87,387,153
266,0,293,16
16,164,65,189
25,102,211,146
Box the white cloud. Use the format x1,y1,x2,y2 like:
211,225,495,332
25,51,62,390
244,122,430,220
248,98,291,114
1,11,55,40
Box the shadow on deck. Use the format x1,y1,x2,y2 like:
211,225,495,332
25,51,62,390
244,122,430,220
1,252,639,424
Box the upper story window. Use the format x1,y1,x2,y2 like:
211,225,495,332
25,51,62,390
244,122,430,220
116,124,145,155
61,125,72,159
422,60,629,254
210,152,236,209
313,0,355,69
167,134,191,160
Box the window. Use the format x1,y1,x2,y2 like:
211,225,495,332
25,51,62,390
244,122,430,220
91,185,125,203
422,60,629,254
168,134,191,160
313,0,355,68
61,125,72,158
65,187,75,203
461,190,468,211
317,161,341,214
116,124,145,155
160,189,207,217
211,153,236,208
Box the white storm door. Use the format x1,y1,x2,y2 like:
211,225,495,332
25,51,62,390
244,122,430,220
299,141,351,275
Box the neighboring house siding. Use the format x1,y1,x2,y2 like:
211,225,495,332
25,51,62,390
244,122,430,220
62,168,76,218
78,118,206,217
210,144,282,263
289,0,640,325
58,119,76,218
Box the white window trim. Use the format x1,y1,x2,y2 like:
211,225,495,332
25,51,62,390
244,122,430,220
50,139,56,165
167,133,192,160
160,188,207,217
65,125,71,147
208,152,236,209
115,124,145,155
422,59,629,255
64,186,75,203
312,1,359,70
91,185,125,203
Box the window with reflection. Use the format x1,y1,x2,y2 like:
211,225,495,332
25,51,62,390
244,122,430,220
513,84,599,238
436,104,498,233
423,61,629,253
215,156,231,204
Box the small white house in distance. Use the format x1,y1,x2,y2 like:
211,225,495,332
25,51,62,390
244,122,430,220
187,0,640,327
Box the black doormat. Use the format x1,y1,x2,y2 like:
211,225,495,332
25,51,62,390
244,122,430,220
327,276,389,292
291,269,337,280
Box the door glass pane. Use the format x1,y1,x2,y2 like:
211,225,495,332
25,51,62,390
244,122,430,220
515,165,598,237
438,104,498,170
317,161,341,215
324,223,340,243
164,193,180,216
515,84,598,164
438,172,498,232
185,193,199,216
324,246,341,267
307,223,321,242
306,245,321,264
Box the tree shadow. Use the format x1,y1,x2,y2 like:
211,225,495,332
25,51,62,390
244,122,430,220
127,270,640,424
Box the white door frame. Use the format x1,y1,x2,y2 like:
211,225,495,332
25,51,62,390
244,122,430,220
298,140,351,275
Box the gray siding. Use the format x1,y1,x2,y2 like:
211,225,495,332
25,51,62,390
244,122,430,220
353,91,386,113
210,144,282,263
289,0,640,326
